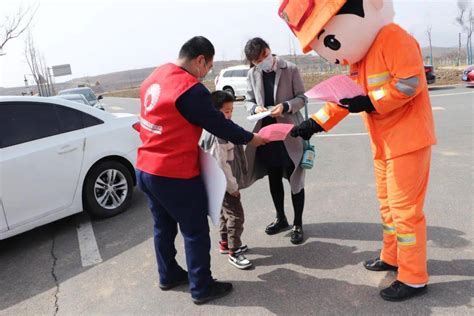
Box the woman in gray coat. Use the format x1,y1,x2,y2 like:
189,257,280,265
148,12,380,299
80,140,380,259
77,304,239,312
244,38,308,244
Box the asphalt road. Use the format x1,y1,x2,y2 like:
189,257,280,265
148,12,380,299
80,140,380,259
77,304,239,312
0,86,473,315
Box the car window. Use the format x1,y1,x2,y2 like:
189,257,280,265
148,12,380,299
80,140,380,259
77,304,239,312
222,71,233,78
0,102,61,148
233,70,248,78
82,112,104,128
55,105,84,133
59,89,96,102
242,69,249,77
74,97,89,105
84,91,97,102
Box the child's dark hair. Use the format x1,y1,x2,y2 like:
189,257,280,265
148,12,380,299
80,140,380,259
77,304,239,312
211,90,234,110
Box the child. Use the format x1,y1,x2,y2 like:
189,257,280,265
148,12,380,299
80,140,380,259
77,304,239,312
202,90,252,270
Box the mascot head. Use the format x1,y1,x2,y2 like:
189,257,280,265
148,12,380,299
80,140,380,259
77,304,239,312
279,0,394,65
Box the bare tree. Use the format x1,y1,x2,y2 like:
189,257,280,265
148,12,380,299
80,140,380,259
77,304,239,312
456,0,474,65
467,8,474,65
458,32,462,66
426,25,433,66
24,32,52,96
0,4,38,54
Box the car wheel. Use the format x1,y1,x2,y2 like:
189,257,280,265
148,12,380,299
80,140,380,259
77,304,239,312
223,87,235,99
83,160,134,218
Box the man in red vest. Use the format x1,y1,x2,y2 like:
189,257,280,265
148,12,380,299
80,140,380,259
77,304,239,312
136,36,268,305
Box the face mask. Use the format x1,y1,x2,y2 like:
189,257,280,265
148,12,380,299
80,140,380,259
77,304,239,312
257,54,274,72
196,60,208,81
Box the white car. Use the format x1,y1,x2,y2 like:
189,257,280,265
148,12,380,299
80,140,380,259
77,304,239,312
0,96,140,240
214,65,250,99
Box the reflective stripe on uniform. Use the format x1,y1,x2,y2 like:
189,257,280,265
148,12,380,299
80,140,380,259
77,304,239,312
140,117,163,135
368,71,391,87
370,88,386,101
314,109,330,124
383,223,396,235
395,76,420,97
397,233,416,246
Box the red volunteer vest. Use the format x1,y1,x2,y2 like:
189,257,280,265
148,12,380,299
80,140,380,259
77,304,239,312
136,63,202,179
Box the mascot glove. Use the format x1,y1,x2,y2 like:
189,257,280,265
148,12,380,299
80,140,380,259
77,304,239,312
339,95,376,113
291,118,324,140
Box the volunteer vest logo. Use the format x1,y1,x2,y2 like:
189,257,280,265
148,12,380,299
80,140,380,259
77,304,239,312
144,83,161,115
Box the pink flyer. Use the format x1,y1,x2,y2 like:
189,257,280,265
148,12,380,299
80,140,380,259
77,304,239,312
305,75,365,106
258,123,294,141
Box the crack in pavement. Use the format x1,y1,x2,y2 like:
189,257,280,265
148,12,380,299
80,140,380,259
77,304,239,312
50,231,60,316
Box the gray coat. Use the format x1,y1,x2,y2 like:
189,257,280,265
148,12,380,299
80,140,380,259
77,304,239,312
244,57,308,194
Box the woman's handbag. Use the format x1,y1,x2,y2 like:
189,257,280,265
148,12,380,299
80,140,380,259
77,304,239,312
300,102,316,170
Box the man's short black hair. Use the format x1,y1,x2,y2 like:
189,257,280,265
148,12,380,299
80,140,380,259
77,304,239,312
211,90,234,110
244,37,270,64
179,36,215,62
336,0,365,17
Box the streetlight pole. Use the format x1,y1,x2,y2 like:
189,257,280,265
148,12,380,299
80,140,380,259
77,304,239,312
47,67,56,96
24,76,29,95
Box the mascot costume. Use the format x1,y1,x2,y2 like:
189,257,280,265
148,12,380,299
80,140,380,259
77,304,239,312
279,0,436,301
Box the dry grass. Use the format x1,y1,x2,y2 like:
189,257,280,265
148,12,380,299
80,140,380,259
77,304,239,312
103,88,140,98
301,72,341,91
433,68,464,85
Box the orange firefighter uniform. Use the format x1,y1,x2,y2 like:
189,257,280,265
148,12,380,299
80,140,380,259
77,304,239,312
317,24,436,285
281,1,436,285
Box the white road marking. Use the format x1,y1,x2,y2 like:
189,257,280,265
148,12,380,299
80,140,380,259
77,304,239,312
313,106,446,137
314,132,368,137
431,91,474,98
346,106,445,116
108,106,125,111
76,212,103,267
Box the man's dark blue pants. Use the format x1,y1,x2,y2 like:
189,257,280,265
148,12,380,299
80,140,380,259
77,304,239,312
136,170,213,299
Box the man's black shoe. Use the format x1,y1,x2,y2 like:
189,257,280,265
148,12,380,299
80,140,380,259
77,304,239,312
192,281,233,305
290,225,304,244
265,217,289,235
380,280,428,301
364,257,398,272
159,272,189,291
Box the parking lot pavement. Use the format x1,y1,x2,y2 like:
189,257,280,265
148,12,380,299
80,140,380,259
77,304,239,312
1,86,473,315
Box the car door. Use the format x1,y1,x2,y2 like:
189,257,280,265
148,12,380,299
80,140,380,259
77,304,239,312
0,174,8,234
235,69,249,96
222,70,235,90
0,101,85,229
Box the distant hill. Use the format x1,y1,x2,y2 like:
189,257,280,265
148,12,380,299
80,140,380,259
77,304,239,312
0,46,467,96
421,46,467,64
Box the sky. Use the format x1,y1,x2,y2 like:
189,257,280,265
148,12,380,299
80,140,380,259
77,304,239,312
0,0,467,88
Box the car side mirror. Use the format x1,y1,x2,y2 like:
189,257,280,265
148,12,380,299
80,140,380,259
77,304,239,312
98,95,103,100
